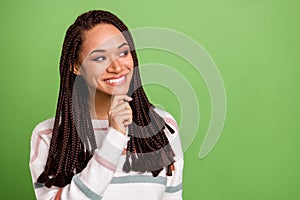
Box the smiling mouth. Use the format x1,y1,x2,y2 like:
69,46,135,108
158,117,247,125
104,74,126,86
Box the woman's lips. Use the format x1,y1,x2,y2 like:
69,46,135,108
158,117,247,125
104,74,126,86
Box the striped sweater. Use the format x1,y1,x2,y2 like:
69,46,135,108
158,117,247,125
29,108,183,200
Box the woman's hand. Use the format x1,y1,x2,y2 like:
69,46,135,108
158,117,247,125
108,95,133,135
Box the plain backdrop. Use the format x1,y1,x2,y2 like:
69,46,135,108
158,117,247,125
0,0,299,199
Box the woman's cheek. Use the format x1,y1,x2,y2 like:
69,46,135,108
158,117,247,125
80,68,100,88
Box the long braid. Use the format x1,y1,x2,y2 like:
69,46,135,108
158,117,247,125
37,10,176,188
37,16,96,187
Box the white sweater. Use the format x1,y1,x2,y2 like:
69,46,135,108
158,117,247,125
29,108,183,200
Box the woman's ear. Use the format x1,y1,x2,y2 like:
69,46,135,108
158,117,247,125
72,63,81,75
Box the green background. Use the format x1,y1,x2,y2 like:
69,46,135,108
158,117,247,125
0,0,299,199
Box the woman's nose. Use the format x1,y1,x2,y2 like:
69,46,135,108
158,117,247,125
106,58,123,73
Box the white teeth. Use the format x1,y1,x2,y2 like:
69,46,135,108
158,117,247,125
106,76,125,84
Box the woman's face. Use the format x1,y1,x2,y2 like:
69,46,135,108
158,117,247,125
76,23,134,96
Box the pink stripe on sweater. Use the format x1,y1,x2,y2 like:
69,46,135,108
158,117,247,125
122,148,127,155
94,127,108,131
93,153,116,172
164,117,179,132
30,127,109,164
54,188,62,200
30,129,53,163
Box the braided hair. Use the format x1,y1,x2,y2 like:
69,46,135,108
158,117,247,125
37,10,176,188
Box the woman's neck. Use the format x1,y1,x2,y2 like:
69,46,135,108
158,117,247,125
88,89,112,120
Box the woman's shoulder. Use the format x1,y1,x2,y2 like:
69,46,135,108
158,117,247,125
31,117,56,141
153,107,176,119
32,117,56,132
153,107,179,132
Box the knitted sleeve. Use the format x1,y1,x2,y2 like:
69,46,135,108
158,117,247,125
29,118,128,200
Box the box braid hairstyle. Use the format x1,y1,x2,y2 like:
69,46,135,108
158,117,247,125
37,10,176,188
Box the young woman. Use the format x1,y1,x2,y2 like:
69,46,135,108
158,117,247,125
29,10,183,200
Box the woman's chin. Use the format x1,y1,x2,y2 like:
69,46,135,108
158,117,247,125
111,90,129,96
106,87,130,96
93,83,130,96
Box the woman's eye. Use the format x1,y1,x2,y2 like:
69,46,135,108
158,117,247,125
93,56,106,62
119,50,129,57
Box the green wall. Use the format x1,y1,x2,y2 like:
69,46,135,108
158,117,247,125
0,0,299,199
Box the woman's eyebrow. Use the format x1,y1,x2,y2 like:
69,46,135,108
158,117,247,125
117,42,128,49
89,42,129,55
